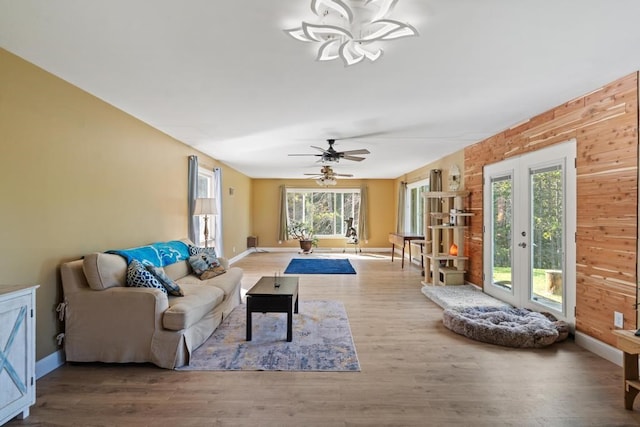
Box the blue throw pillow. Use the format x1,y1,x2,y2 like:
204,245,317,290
188,253,226,280
146,265,184,297
126,260,167,295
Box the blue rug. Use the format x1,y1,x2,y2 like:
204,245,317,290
284,258,356,274
178,300,360,371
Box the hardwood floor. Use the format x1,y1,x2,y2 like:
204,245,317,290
10,251,640,426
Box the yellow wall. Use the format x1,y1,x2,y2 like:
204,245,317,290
198,159,252,259
0,48,251,360
393,150,466,228
251,179,396,250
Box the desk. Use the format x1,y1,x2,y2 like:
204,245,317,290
389,233,424,268
612,329,640,410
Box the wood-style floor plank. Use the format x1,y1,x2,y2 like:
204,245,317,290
9,251,640,426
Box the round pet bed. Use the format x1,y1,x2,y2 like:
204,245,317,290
442,306,567,348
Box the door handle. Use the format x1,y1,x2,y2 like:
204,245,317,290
518,242,527,248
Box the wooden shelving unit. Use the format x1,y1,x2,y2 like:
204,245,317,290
611,330,640,410
421,191,473,286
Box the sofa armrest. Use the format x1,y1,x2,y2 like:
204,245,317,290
63,287,169,363
218,257,230,270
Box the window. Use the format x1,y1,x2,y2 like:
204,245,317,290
197,168,216,247
286,188,361,237
406,179,429,235
197,170,213,199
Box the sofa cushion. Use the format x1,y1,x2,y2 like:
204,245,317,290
126,260,167,295
163,260,191,281
177,266,242,299
188,253,226,279
146,265,184,297
163,283,224,331
83,252,127,290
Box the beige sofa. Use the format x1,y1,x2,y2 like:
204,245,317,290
60,241,243,369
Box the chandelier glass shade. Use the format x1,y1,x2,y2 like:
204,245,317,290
285,0,418,66
316,176,338,186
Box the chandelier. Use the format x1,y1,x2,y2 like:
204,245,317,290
285,0,419,66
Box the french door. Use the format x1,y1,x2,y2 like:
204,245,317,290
483,140,576,324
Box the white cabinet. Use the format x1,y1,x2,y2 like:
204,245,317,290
422,191,473,286
0,285,38,426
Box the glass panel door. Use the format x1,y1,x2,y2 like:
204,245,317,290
530,165,563,312
483,140,576,324
491,174,513,292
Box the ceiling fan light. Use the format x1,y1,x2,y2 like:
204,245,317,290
285,27,312,42
303,22,352,42
339,41,365,66
311,0,354,23
361,19,418,41
315,173,338,186
286,0,418,66
353,43,383,61
317,39,342,61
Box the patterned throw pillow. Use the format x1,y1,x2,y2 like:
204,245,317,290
146,265,184,297
200,264,226,280
188,253,226,280
188,245,217,258
126,260,167,295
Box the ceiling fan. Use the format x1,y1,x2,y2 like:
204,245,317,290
304,165,353,179
288,139,370,162
304,165,352,186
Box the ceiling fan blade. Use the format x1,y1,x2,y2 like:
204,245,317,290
288,153,321,157
342,155,366,161
340,149,370,155
310,145,328,153
335,131,390,140
335,173,354,177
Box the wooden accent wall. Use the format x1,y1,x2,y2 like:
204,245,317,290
464,73,638,347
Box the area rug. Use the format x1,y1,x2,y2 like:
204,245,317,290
283,258,356,274
178,300,360,371
421,284,511,310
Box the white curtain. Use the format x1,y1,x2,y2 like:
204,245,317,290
358,184,369,241
187,155,199,243
396,181,407,233
213,167,224,256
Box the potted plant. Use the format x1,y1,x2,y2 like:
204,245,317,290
287,220,318,253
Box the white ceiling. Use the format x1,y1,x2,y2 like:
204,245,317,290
2,1,640,179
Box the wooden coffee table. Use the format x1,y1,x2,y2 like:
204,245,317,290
246,276,299,342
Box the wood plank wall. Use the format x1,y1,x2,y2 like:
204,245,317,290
463,72,638,347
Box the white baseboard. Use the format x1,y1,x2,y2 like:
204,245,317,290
253,247,390,254
574,331,622,367
228,249,252,264
36,349,65,379
229,247,391,262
